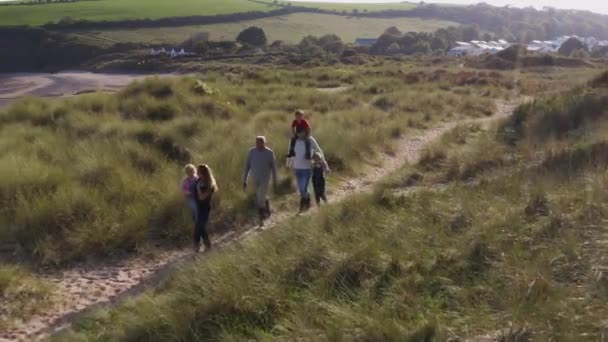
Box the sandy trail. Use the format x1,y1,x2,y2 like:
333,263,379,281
0,100,518,342
0,72,153,109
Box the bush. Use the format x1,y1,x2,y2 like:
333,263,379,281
236,26,267,47
558,37,587,56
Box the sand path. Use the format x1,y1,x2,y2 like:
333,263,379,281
0,99,518,342
0,72,153,109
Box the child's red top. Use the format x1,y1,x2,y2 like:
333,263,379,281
292,119,310,131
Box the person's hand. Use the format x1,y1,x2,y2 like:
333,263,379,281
243,182,247,191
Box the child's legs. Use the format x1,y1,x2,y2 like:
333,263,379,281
314,190,321,205
318,178,327,201
312,177,323,204
188,198,198,222
319,180,326,201
288,136,297,156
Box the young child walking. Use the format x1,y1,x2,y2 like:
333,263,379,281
288,110,311,159
311,152,330,205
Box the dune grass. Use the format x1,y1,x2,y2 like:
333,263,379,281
54,71,608,341
0,265,55,331
0,64,510,267
79,13,456,45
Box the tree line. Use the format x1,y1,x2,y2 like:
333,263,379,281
42,7,323,30
359,3,608,42
32,3,608,43
0,0,97,6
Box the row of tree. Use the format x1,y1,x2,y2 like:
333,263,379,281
230,25,608,60
370,25,484,56
37,2,608,43
359,3,608,42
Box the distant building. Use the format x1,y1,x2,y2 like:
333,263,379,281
448,39,509,57
447,34,608,58
447,45,483,57
354,38,377,46
147,47,193,57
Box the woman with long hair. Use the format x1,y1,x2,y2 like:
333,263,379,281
193,164,218,253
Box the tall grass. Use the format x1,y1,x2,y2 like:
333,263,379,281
53,71,608,341
0,265,54,330
0,64,505,266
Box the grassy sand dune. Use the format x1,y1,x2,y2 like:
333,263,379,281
0,64,512,267
52,70,608,341
0,61,602,339
0,62,533,336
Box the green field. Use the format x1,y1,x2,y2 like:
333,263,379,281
0,0,271,26
0,0,419,26
80,13,457,44
289,0,416,12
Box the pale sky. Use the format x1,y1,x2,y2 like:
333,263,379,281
293,0,608,15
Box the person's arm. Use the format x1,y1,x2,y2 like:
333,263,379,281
243,151,251,188
323,159,331,173
181,179,191,196
198,185,212,201
310,137,324,159
270,150,278,185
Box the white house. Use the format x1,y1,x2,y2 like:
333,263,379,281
354,38,377,46
447,45,483,57
148,47,193,57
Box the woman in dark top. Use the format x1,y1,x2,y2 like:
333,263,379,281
192,164,218,253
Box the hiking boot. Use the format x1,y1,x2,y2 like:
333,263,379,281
304,197,311,211
193,241,201,253
298,198,305,214
265,199,271,218
258,208,266,226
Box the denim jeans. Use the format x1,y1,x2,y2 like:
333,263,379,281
294,169,312,199
194,207,211,248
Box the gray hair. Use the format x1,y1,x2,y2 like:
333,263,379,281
256,136,266,143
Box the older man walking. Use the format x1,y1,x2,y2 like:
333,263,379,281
243,136,278,226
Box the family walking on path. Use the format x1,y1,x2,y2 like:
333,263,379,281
181,110,330,253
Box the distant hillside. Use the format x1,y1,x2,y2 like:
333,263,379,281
2,0,608,45
363,3,608,41
0,0,272,26
0,27,107,72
